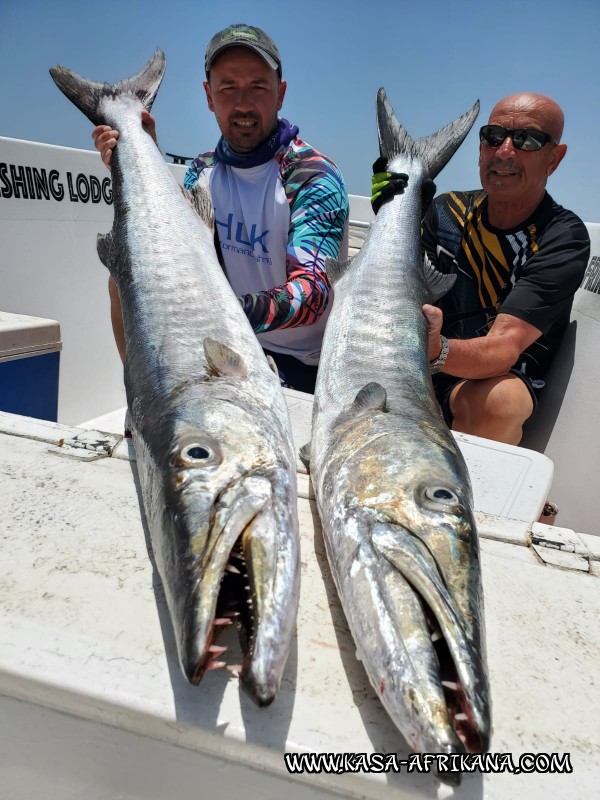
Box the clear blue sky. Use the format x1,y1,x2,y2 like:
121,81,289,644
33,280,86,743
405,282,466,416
2,0,598,222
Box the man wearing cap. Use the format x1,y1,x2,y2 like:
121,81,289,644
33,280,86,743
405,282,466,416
372,92,590,446
93,24,349,393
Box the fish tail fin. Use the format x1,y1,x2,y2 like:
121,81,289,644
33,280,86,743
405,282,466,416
376,88,479,180
49,49,166,127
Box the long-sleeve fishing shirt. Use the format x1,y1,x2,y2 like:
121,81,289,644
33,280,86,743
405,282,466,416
184,137,349,365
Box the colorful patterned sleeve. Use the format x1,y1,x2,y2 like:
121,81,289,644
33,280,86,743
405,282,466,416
239,141,349,333
183,152,216,190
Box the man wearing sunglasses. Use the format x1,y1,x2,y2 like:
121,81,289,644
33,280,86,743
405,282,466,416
375,92,590,445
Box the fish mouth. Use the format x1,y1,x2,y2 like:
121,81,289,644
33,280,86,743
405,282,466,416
178,472,297,706
371,522,491,754
195,531,255,677
421,598,486,753
180,475,270,685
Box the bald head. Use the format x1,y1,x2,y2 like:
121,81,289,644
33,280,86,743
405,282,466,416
480,92,568,228
489,93,565,143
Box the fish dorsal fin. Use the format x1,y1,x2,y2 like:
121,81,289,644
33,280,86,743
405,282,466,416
351,382,387,415
325,256,353,285
96,231,112,269
423,253,457,303
182,180,214,229
299,443,311,471
204,338,247,379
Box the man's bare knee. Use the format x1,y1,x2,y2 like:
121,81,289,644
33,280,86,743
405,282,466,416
449,376,534,445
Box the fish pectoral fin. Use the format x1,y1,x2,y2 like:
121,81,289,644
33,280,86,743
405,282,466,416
96,231,113,269
351,382,387,415
182,181,214,229
325,256,353,285
298,443,311,470
423,253,457,303
265,354,282,382
204,338,248,379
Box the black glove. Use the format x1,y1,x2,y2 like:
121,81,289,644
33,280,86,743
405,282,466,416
371,156,408,214
371,156,437,217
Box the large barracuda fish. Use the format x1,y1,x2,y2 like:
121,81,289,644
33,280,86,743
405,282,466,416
50,51,300,704
306,90,491,764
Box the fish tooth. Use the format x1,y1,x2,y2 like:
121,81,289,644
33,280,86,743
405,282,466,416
214,617,233,627
206,660,227,671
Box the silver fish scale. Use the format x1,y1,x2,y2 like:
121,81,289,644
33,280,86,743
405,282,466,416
313,156,440,455
102,94,280,409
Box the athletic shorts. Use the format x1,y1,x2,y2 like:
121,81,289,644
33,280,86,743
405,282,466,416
433,368,542,428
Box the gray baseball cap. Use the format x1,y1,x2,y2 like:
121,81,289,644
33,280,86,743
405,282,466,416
205,24,282,77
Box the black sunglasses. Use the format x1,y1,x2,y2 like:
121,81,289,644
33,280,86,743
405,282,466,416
479,124,557,152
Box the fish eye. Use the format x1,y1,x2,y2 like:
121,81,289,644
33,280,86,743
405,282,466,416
425,486,458,503
180,443,215,465
419,484,464,514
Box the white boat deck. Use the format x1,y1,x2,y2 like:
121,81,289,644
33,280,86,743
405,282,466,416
1,399,599,800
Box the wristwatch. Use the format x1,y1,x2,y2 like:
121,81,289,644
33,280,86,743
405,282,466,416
429,335,449,373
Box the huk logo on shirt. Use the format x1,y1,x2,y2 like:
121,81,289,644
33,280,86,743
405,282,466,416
215,212,272,264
